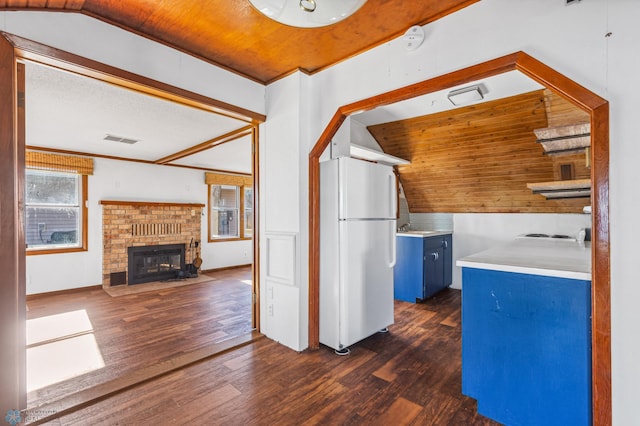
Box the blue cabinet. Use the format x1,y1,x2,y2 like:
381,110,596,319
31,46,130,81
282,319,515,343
394,233,452,302
461,267,592,426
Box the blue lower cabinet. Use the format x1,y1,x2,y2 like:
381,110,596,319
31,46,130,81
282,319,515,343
461,267,592,426
394,235,424,302
394,234,452,302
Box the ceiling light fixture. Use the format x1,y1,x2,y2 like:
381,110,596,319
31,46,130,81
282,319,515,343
447,85,484,106
248,0,367,28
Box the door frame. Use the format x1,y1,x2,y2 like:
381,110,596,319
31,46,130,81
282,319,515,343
308,51,611,424
0,31,264,413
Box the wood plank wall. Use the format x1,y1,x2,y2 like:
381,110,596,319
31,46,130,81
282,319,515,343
544,89,591,181
370,90,588,213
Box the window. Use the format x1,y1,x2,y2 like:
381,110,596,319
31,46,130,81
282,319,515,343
25,151,91,254
206,173,253,241
210,185,240,238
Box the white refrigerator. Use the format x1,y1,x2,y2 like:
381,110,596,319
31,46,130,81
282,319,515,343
319,157,397,353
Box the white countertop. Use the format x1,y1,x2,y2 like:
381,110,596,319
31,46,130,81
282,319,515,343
397,231,452,238
456,238,591,280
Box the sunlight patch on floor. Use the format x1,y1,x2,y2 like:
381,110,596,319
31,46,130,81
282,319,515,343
26,309,105,392
27,309,93,345
240,279,252,286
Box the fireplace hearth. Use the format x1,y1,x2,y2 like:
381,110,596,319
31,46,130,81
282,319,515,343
128,243,186,285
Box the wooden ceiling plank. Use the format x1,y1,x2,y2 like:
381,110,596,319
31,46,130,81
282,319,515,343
25,0,47,7
0,0,485,83
58,0,479,83
5,0,28,7
64,0,85,10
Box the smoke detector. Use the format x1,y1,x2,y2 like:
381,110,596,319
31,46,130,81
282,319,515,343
403,26,425,51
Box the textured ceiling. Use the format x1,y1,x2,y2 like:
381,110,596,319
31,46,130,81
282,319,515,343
2,0,478,83
26,61,253,174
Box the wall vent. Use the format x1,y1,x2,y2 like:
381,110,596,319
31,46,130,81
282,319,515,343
104,134,140,144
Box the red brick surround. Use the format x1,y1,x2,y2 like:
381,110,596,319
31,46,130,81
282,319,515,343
100,200,205,286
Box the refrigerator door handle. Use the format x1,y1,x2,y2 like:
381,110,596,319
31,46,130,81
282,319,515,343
388,171,396,218
389,221,397,268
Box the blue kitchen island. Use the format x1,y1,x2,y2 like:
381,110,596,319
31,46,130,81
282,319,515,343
457,238,592,426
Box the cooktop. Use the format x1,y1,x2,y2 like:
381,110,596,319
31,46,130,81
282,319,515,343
524,233,571,239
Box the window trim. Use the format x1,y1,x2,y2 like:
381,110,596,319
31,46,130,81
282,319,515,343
26,173,88,256
207,182,252,243
243,186,253,238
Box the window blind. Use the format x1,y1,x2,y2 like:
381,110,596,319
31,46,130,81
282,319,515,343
204,172,252,186
26,151,94,175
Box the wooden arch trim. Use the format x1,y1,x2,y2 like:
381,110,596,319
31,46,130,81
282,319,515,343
308,51,610,424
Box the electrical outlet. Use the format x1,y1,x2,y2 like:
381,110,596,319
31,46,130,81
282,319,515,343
268,305,274,316
38,223,46,232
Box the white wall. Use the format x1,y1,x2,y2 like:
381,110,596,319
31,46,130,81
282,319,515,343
260,71,312,351
263,0,635,422
26,158,252,294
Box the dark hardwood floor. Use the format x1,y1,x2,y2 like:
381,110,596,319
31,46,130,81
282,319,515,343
26,267,253,410
39,288,500,425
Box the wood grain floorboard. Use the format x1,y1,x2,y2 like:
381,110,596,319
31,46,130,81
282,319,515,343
41,288,500,425
26,267,253,410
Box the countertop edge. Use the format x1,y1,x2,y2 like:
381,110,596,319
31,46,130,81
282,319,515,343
456,259,591,281
397,231,452,238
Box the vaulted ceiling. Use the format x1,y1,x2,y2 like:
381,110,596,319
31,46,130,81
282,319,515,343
369,88,591,214
2,0,478,83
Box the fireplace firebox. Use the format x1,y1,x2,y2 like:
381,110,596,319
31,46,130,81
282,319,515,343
127,243,186,285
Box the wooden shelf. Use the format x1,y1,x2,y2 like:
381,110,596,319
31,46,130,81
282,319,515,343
534,123,590,154
527,179,591,199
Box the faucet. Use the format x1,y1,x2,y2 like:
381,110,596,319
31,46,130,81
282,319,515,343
399,223,410,232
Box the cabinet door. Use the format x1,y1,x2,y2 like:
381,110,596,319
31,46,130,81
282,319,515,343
393,236,424,302
423,246,444,298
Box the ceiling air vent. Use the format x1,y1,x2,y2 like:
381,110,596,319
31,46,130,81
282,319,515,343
103,134,140,144
565,0,581,5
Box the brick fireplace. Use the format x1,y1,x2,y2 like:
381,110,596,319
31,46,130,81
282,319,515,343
100,200,205,287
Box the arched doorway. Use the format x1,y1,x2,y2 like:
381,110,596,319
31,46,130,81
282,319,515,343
308,51,610,423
